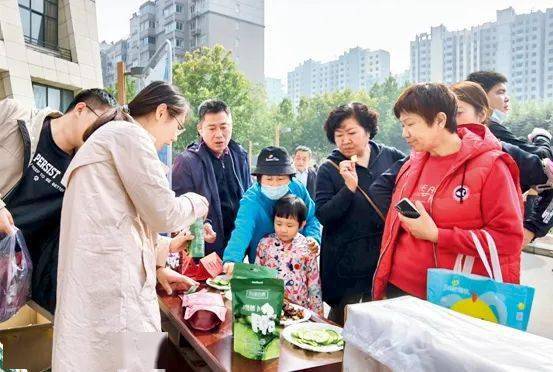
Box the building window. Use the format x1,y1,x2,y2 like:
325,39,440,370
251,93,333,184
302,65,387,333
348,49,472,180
18,0,59,50
176,21,183,31
32,82,73,112
176,3,184,13
175,38,184,47
142,36,155,45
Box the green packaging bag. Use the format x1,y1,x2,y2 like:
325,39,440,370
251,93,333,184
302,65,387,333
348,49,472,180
231,277,284,360
232,262,277,280
189,218,205,258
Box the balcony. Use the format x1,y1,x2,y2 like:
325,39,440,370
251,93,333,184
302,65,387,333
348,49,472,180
24,35,71,61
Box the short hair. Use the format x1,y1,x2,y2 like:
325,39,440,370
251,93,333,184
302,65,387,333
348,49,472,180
294,145,312,156
65,88,117,113
451,81,492,124
274,195,307,224
466,71,508,93
393,83,458,134
198,99,231,121
323,102,379,144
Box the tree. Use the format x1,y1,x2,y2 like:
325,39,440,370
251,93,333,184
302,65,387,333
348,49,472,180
506,100,553,138
105,75,138,103
172,44,273,152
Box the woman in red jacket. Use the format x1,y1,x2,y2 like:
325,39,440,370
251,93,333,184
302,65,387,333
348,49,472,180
372,83,524,300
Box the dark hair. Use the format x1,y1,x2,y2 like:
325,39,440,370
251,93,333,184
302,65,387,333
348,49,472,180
466,71,508,93
83,81,189,141
294,145,312,156
274,195,307,224
393,83,458,133
65,88,117,113
256,175,293,183
323,102,379,144
198,99,231,121
451,81,492,124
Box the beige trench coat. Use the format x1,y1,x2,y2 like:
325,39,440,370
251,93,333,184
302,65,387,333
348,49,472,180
52,121,207,371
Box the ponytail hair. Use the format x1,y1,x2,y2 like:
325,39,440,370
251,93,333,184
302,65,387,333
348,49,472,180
82,81,190,142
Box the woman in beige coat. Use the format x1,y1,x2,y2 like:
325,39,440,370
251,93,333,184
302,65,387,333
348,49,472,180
52,82,209,371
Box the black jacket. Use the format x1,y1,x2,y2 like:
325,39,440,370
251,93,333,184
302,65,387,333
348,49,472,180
489,121,553,160
315,142,405,304
306,167,317,199
172,140,252,256
369,141,553,239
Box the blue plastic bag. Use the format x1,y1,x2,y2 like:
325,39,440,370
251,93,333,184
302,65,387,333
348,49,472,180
427,231,535,331
0,227,32,322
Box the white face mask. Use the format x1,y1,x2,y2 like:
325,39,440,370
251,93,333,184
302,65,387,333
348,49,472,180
491,109,507,125
260,184,289,200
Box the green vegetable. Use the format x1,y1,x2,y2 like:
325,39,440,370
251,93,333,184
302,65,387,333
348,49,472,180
231,276,284,360
213,277,229,286
291,328,344,348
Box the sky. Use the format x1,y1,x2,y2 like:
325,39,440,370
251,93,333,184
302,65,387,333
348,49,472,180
96,0,553,81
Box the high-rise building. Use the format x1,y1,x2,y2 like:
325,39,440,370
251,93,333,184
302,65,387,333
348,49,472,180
101,0,264,88
410,7,553,101
100,39,128,91
287,47,391,107
0,0,103,109
265,77,285,105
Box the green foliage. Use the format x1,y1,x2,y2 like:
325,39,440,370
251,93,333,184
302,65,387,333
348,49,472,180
506,99,553,138
105,75,138,103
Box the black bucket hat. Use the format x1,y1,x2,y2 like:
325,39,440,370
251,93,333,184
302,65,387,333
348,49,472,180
252,146,296,176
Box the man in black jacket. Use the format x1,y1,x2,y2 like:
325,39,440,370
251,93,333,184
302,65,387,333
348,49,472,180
466,71,553,159
293,146,317,199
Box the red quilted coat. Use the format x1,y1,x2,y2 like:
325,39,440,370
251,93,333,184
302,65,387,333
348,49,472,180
372,124,524,300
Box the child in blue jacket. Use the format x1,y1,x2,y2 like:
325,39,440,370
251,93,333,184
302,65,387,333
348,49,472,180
222,146,321,274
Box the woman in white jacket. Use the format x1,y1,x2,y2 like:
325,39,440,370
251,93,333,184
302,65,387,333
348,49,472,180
52,81,209,371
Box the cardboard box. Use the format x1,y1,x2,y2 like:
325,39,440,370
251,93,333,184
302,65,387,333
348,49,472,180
0,302,53,372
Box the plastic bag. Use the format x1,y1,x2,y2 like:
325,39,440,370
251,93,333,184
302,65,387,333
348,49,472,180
342,296,553,372
0,227,32,322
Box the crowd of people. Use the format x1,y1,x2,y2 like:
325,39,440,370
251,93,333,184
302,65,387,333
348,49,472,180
0,70,552,370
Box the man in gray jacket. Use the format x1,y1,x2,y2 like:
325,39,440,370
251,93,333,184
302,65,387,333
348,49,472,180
0,89,116,312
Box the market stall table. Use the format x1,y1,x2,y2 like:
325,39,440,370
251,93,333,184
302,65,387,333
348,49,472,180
158,286,343,372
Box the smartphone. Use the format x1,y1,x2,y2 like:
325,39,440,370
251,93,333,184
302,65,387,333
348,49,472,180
395,198,421,218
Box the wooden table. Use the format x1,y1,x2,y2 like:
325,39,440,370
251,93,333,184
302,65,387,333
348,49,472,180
158,286,343,372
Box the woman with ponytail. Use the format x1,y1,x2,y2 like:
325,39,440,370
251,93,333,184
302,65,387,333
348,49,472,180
52,81,209,371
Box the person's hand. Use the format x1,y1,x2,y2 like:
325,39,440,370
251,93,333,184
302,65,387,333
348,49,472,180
156,267,199,295
0,207,15,235
204,223,217,244
306,237,320,256
339,160,358,192
523,229,535,247
528,128,552,143
169,230,194,253
223,262,235,276
398,201,439,243
183,193,209,219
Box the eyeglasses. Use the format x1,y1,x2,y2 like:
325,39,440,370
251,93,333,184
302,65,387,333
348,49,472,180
85,104,100,118
173,116,185,132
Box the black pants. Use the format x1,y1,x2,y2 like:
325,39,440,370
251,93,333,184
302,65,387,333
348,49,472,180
328,292,371,326
385,283,409,299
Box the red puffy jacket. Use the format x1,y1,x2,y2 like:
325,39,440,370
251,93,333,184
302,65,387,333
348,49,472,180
372,124,524,300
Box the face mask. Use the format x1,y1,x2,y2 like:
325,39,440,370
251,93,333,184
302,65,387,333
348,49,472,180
491,109,507,125
261,184,289,200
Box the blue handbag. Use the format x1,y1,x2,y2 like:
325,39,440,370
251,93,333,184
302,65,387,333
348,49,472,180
427,230,535,331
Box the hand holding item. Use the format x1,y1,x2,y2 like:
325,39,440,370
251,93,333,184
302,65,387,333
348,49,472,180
398,201,439,243
339,160,358,192
157,267,199,295
306,237,320,256
203,223,217,244
169,230,194,253
0,207,15,235
223,262,235,276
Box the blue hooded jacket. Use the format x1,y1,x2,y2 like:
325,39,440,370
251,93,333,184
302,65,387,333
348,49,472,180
222,179,322,263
